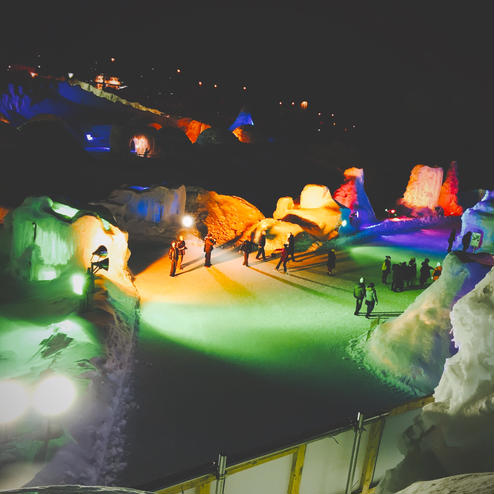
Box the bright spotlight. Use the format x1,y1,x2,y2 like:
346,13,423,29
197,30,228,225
33,375,76,417
341,219,348,227
0,380,29,424
86,133,94,141
182,215,194,228
71,273,86,295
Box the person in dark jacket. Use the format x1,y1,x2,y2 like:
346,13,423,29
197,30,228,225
275,244,289,273
203,232,216,267
327,248,336,275
391,263,400,291
365,282,378,318
407,258,417,287
256,231,267,260
397,262,407,291
240,239,253,266
419,258,433,288
461,231,472,252
168,241,179,277
176,235,187,271
447,229,456,253
381,256,391,283
287,233,296,262
353,277,366,315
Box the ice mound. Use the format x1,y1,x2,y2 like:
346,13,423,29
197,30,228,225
365,252,491,394
437,161,463,216
456,190,494,254
376,268,494,493
185,186,265,245
245,218,305,254
333,167,376,226
273,184,342,239
398,165,444,215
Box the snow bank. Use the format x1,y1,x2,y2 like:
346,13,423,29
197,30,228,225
185,186,265,245
273,184,342,239
455,190,494,254
1,485,155,493
363,253,491,394
398,165,444,215
94,185,186,241
333,167,376,226
393,473,494,494
376,268,494,493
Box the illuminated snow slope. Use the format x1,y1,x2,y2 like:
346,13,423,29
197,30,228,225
376,267,494,494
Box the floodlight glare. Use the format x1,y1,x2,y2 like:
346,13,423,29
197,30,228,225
71,273,86,295
182,215,194,228
341,219,348,227
33,375,76,417
0,380,29,424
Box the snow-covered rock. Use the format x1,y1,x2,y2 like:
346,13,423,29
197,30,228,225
398,165,444,215
364,252,491,394
333,167,376,226
393,472,494,494
185,186,265,245
376,268,494,493
273,184,342,239
456,190,494,254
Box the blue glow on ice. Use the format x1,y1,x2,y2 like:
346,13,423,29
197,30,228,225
85,133,93,141
128,185,150,191
229,110,254,131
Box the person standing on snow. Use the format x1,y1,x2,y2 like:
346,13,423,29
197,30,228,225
407,258,417,287
447,229,456,253
275,244,289,273
176,235,187,271
287,233,296,262
203,232,216,267
168,241,179,277
461,231,472,252
256,231,267,261
419,258,433,287
381,256,391,283
327,248,336,275
240,239,253,267
364,282,378,318
353,277,366,315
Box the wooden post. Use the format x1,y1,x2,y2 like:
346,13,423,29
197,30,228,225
287,444,307,494
359,418,385,494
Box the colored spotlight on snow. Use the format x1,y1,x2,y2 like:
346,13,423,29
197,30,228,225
86,133,94,141
341,220,348,227
38,267,57,281
52,202,79,219
182,215,194,228
71,273,86,295
32,375,76,417
0,380,29,424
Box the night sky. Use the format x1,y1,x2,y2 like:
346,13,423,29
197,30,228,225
2,2,493,192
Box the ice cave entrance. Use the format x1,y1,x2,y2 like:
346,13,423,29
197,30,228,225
130,135,151,157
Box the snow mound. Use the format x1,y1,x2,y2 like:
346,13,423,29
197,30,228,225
393,473,494,494
185,186,265,245
1,485,155,494
245,218,306,254
363,253,491,394
376,268,494,493
456,190,494,254
273,184,342,239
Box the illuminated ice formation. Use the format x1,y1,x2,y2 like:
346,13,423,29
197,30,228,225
185,187,265,245
365,252,491,394
399,164,444,213
273,184,342,239
455,190,494,254
96,185,186,237
246,218,304,255
4,196,130,285
333,167,376,226
437,161,463,216
228,107,254,131
376,268,494,494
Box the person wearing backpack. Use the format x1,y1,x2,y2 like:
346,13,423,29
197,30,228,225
353,277,366,315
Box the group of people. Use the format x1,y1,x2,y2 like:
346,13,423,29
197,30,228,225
239,232,296,271
353,278,378,318
381,255,441,291
168,235,187,277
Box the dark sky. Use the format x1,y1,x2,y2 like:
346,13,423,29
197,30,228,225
2,2,493,185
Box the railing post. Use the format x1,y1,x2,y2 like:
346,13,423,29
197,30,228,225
345,412,364,494
359,418,385,494
215,453,227,494
287,444,307,494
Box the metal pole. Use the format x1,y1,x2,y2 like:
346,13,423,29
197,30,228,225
345,412,364,494
215,453,227,494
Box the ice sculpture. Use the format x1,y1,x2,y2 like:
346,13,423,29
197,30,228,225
333,167,376,226
455,190,494,254
437,161,463,216
376,268,494,494
228,107,254,132
273,184,342,239
398,164,444,213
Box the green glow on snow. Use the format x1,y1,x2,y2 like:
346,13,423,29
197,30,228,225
71,273,86,295
51,202,79,219
38,266,57,280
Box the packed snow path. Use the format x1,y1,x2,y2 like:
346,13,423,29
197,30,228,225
122,226,451,487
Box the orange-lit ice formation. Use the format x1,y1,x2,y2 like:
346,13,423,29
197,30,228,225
438,161,463,216
398,164,444,213
273,184,342,239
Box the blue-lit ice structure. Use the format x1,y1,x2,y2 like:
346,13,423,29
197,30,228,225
228,108,254,132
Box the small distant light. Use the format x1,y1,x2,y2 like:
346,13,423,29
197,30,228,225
176,68,181,73
300,100,309,110
198,81,203,86
182,215,194,228
242,86,247,91
213,83,218,88
390,209,396,214
317,112,322,116
279,101,283,105
341,220,348,227
332,122,336,126
331,113,335,117
344,128,348,132
86,133,93,141
110,57,116,62
67,72,74,79
0,380,29,424
71,273,86,295
317,128,321,132
30,72,38,78
352,124,356,128
291,101,295,106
